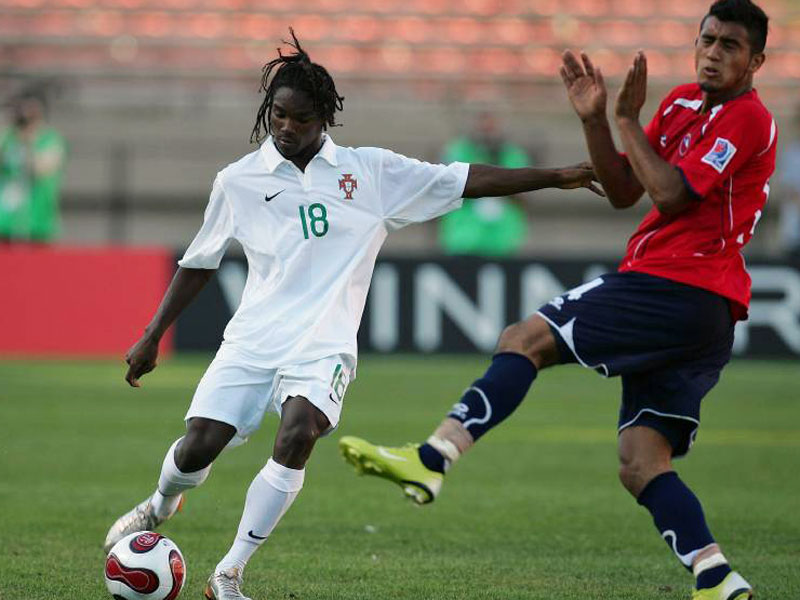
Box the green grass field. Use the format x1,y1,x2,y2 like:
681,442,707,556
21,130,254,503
1,356,798,599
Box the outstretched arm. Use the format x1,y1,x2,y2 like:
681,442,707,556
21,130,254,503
560,50,645,209
464,162,603,198
124,267,215,387
614,51,693,216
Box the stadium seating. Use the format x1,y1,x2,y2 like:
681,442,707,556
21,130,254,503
2,0,796,254
0,0,795,83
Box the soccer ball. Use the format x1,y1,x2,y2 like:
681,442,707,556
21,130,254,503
104,531,186,600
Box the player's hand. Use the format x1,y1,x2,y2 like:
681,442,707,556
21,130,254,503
557,162,605,197
124,336,159,388
560,50,607,122
615,51,648,123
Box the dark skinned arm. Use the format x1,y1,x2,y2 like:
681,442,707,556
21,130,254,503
124,267,215,387
560,50,645,209
464,163,603,198
615,51,693,216
581,115,645,209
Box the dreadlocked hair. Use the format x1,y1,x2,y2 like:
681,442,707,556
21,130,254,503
250,28,344,144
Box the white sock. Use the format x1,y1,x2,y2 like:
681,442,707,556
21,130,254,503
215,458,305,574
150,437,211,519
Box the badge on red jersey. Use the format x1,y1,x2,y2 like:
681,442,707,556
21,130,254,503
679,133,692,157
701,137,737,173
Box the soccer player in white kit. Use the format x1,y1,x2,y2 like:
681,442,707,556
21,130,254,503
103,31,601,599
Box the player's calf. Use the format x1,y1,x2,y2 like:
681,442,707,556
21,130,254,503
618,426,674,497
342,320,555,503
212,458,305,586
177,417,237,472
419,349,539,476
620,425,744,594
103,436,212,553
341,347,543,504
420,316,558,473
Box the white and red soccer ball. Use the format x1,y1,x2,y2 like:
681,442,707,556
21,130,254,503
104,531,186,600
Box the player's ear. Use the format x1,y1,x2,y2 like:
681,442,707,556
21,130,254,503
748,52,766,75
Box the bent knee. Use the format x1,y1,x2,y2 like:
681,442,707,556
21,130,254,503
496,318,558,369
618,459,670,498
179,420,235,470
274,421,323,455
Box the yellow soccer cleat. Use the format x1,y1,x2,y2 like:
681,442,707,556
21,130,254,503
692,572,753,600
339,436,443,505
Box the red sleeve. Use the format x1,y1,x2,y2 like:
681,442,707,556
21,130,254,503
677,102,771,199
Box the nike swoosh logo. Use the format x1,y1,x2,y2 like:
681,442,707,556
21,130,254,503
264,190,285,202
248,530,268,540
377,447,407,462
329,393,339,405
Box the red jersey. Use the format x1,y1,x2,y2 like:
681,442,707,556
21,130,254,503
619,83,777,320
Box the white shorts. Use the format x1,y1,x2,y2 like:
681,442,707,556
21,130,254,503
185,354,354,446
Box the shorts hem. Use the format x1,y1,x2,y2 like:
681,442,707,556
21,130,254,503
184,409,248,441
536,310,611,377
278,388,342,434
618,408,699,458
618,408,699,432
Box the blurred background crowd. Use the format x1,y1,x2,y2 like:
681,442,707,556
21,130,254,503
2,0,800,258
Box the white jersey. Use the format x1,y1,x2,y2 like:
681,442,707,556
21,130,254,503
179,135,468,368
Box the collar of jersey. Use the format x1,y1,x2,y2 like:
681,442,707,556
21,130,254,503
261,134,338,173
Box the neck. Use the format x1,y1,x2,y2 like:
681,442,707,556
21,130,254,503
701,81,752,113
288,136,324,172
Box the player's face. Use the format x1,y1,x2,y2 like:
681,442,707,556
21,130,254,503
269,86,325,159
695,17,765,96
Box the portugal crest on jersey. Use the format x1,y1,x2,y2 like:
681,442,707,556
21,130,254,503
701,137,737,173
339,174,357,200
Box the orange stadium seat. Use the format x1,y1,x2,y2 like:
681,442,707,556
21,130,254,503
335,15,383,42
462,0,503,17
81,10,126,37
236,15,284,41
375,44,413,73
522,47,563,76
31,11,73,35
490,18,529,46
444,17,485,45
661,0,705,18
410,0,450,16
389,17,435,44
423,47,468,74
647,21,697,48
568,0,611,17
593,20,647,47
289,15,331,41
1,0,795,90
522,0,559,16
610,0,655,17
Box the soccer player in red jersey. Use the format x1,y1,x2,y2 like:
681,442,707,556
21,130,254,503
340,1,774,598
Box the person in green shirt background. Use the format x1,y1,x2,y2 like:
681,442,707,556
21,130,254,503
439,111,532,256
0,89,66,243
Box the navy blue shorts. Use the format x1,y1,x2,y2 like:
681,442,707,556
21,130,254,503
537,272,734,457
